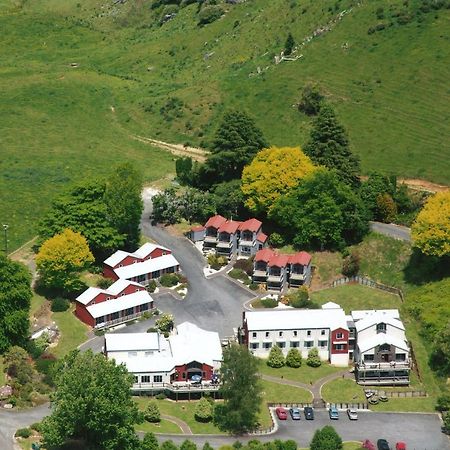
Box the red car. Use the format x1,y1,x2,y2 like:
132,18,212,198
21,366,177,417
275,407,288,420
396,443,406,450
362,440,376,450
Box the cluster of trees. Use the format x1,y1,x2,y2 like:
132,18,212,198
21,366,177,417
266,345,322,369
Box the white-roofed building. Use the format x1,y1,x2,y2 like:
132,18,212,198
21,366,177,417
104,322,222,390
351,309,410,385
103,242,179,286
75,279,154,328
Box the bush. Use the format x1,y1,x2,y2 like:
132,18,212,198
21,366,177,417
147,327,158,333
436,394,450,412
228,269,249,282
286,348,302,368
51,297,70,312
147,280,157,293
30,422,42,432
249,283,259,291
194,397,214,422
298,84,324,116
310,425,342,450
27,333,50,359
160,273,180,287
15,428,31,438
268,232,284,247
207,254,227,270
156,392,166,400
234,257,254,277
156,313,174,333
288,288,319,309
306,348,322,367
145,401,161,423
94,329,105,336
198,5,224,25
267,345,285,368
342,252,360,277
260,298,277,308
181,440,197,450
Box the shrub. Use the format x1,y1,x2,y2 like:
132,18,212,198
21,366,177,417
436,394,450,412
260,298,277,308
207,254,227,270
156,314,174,333
156,392,166,400
198,5,224,26
234,257,254,277
306,348,322,367
342,252,360,277
310,425,342,450
228,268,248,280
160,273,180,287
288,288,319,309
94,329,105,336
147,280,157,293
194,397,214,422
376,193,397,223
298,84,324,116
97,277,113,289
51,297,70,312
15,428,31,438
30,422,42,432
267,345,285,368
145,401,161,423
181,440,197,450
147,327,158,333
249,283,259,291
286,348,302,368
268,232,285,247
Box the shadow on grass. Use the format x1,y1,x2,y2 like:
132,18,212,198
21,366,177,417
403,250,450,285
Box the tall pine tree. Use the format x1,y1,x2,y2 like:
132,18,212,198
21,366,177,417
304,105,360,187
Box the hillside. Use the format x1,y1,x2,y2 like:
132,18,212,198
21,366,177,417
1,0,449,251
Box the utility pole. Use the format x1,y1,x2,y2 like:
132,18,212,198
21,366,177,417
3,224,8,255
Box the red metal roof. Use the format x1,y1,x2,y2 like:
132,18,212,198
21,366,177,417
256,232,268,243
268,254,290,268
219,220,242,234
239,218,262,233
190,226,205,232
288,251,312,266
255,248,277,263
204,215,227,229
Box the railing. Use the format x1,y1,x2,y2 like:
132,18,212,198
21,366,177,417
356,361,410,370
374,389,427,398
132,381,220,392
95,309,153,329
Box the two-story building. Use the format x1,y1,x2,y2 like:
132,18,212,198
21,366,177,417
103,243,180,286
105,322,223,390
237,218,268,257
75,279,154,328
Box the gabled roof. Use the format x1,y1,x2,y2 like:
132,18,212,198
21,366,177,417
256,232,268,243
357,333,409,354
354,311,405,333
255,248,277,263
288,251,312,266
190,225,205,232
219,220,242,234
239,218,262,233
114,254,179,280
75,279,143,306
105,333,161,352
103,243,170,267
322,301,342,310
351,309,400,322
104,250,130,268
204,215,227,229
268,254,290,268
134,242,170,258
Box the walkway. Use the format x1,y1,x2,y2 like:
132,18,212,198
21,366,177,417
161,415,192,434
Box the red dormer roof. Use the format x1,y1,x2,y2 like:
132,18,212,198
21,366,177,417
219,220,242,234
255,248,277,263
256,232,268,243
288,251,312,266
268,254,290,268
204,215,227,229
239,218,262,233
191,225,205,232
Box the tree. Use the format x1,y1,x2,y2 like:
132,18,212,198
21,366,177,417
241,147,317,215
38,180,125,261
194,397,214,422
145,401,161,423
376,193,397,222
4,346,34,385
156,314,174,333
36,229,94,295
298,84,324,116
214,343,262,434
40,350,142,450
411,191,450,257
180,440,197,450
310,425,343,450
178,188,216,224
199,111,268,186
104,163,143,251
141,432,159,450
267,345,285,368
161,441,179,450
152,188,182,225
306,348,321,367
176,157,193,185
284,32,295,55
213,180,248,219
342,251,360,277
0,256,31,352
270,169,369,250
304,105,360,187
429,321,450,377
359,172,396,220
203,443,214,450
285,348,302,368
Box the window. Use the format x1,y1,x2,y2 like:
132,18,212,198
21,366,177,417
379,344,391,352
252,332,257,338
133,376,138,383
106,297,111,301
182,372,186,379
278,331,283,337
319,340,328,348
277,342,285,348
307,330,311,337
290,341,299,348
263,342,272,349
336,332,343,339
251,343,259,349
128,351,137,357
141,375,151,383
140,303,149,312
395,353,406,362
265,332,270,338
125,307,134,316
136,288,140,292
334,344,346,351
95,316,105,325
154,375,163,383
293,331,298,337
364,354,374,362
304,341,313,348
321,330,326,336
376,323,387,333
111,312,119,320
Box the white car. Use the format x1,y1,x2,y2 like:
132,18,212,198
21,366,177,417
347,408,358,420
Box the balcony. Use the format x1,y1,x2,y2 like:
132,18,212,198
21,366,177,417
95,309,154,329
217,240,232,248
204,235,218,243
356,361,410,370
132,381,220,393
253,269,268,280
290,272,306,281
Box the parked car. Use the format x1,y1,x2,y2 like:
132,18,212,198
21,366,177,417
395,443,406,450
347,408,358,420
362,440,376,450
275,407,288,420
329,405,339,420
304,406,314,420
289,407,301,420
377,439,390,450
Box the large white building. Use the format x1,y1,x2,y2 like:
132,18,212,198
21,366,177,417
105,322,223,389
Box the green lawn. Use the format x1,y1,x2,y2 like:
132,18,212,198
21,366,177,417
321,378,366,404
29,292,46,320
369,396,437,413
52,305,89,358
258,359,345,385
311,284,401,314
136,418,182,434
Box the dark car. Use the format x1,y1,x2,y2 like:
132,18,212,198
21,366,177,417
304,406,314,420
275,407,288,420
377,439,390,450
289,407,301,420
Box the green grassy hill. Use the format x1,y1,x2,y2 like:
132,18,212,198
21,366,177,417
1,0,449,250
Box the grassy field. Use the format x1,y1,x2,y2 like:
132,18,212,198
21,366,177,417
1,0,449,251
321,378,366,404
136,418,182,435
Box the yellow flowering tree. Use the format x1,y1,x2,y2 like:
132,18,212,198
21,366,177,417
36,228,94,294
411,191,450,257
241,146,317,215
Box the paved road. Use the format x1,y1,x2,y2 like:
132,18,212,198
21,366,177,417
0,403,50,450
370,221,411,242
155,410,450,450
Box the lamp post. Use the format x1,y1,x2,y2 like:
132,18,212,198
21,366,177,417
2,224,8,255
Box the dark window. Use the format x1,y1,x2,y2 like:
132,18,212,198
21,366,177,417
277,342,285,348
140,303,149,312
293,331,298,337
265,332,270,338
279,331,283,337
379,344,391,352
263,342,272,349
182,372,186,379
95,316,104,325
395,353,406,361
141,375,151,383
321,330,326,336
251,343,259,349
154,375,162,383
252,332,257,338
290,341,299,348
111,312,119,320
125,307,134,316
364,354,374,362
376,322,387,333
307,330,311,337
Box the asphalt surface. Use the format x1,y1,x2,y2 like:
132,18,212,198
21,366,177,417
155,410,450,450
369,221,411,242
